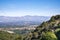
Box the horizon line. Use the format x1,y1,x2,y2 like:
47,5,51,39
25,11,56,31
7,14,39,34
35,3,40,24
0,15,52,17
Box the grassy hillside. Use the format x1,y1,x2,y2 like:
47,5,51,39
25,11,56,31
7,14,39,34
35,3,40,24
0,31,23,40
24,15,60,40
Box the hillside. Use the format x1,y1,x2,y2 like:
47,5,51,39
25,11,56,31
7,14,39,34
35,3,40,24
24,15,60,40
0,31,23,40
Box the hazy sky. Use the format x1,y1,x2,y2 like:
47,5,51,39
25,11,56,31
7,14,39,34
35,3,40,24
0,0,60,17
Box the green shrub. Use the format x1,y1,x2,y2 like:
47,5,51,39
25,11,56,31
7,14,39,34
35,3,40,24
41,32,58,40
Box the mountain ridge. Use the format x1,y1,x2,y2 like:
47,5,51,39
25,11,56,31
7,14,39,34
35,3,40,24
0,16,50,27
0,15,50,22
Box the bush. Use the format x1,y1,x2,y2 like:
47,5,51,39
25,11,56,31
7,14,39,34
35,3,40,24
41,31,58,40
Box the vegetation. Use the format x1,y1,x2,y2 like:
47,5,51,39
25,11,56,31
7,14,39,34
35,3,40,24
24,15,60,40
0,31,23,40
41,31,58,40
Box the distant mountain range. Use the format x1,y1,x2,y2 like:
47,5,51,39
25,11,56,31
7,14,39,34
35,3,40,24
0,15,50,27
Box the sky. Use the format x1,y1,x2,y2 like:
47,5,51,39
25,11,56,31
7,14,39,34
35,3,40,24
0,0,60,17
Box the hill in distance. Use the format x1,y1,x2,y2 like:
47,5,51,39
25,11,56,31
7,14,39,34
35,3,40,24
0,15,50,22
0,15,50,28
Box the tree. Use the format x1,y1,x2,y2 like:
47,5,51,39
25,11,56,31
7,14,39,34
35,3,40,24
55,29,60,40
